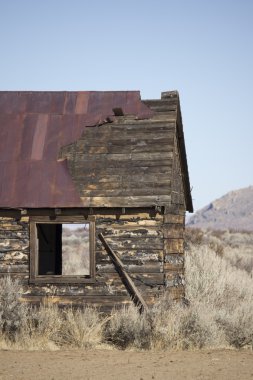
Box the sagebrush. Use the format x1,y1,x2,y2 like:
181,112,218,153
0,228,252,350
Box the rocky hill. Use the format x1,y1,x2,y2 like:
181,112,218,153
187,185,253,231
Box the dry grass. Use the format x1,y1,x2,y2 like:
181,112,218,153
16,304,63,350
150,295,224,350
184,229,253,349
103,304,151,350
0,277,27,340
0,228,252,351
60,307,104,348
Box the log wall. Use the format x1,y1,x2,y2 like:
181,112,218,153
0,208,185,312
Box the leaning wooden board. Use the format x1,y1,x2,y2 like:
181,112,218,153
98,232,148,313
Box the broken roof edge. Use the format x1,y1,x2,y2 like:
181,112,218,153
171,93,193,213
0,90,154,119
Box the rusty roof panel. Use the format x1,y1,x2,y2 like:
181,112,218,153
51,92,66,114
0,91,153,208
31,114,48,160
63,92,77,114
75,92,89,114
19,114,37,160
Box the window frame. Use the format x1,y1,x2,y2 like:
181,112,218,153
29,216,95,284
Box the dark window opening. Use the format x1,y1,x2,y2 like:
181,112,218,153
37,223,90,276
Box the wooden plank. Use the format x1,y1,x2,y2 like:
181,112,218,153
29,215,91,223
73,165,172,177
84,143,174,155
164,214,185,224
96,262,163,274
98,233,149,312
97,272,164,286
0,264,29,273
97,222,163,230
0,238,28,251
96,236,164,250
96,220,163,229
96,226,163,238
144,114,177,122
22,284,129,297
82,135,175,145
96,212,162,220
29,276,96,285
164,254,184,270
79,188,170,198
75,151,174,162
110,120,175,129
83,122,175,137
77,178,171,189
0,273,29,285
0,255,28,265
75,173,171,184
21,294,132,306
80,135,175,147
163,225,184,239
164,239,184,254
131,273,164,286
96,212,163,222
21,294,160,311
25,209,162,218
0,211,21,218
79,195,171,208
0,231,28,239
96,251,163,265
73,159,172,171
143,99,178,108
165,272,185,289
0,224,24,231
145,104,177,113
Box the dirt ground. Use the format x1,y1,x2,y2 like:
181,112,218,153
0,349,252,380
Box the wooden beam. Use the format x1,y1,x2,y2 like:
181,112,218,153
98,233,148,313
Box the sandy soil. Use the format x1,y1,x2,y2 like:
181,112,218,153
0,349,252,380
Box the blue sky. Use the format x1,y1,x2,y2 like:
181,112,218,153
0,0,252,211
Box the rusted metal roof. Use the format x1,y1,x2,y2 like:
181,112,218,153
0,91,153,208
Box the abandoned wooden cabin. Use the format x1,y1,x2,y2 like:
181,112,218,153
0,90,193,311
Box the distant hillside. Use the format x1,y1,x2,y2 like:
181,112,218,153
187,185,253,231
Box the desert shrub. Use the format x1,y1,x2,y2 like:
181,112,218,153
208,241,224,256
151,293,223,350
185,242,253,348
209,229,226,239
17,303,63,349
104,305,152,350
0,276,28,339
216,303,253,349
223,247,253,274
179,302,226,349
184,228,204,248
60,307,103,348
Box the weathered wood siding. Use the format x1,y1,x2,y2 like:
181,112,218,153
59,117,176,208
162,133,186,300
0,210,185,311
163,211,185,300
171,131,185,206
0,217,29,276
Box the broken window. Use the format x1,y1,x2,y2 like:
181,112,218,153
30,217,95,283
